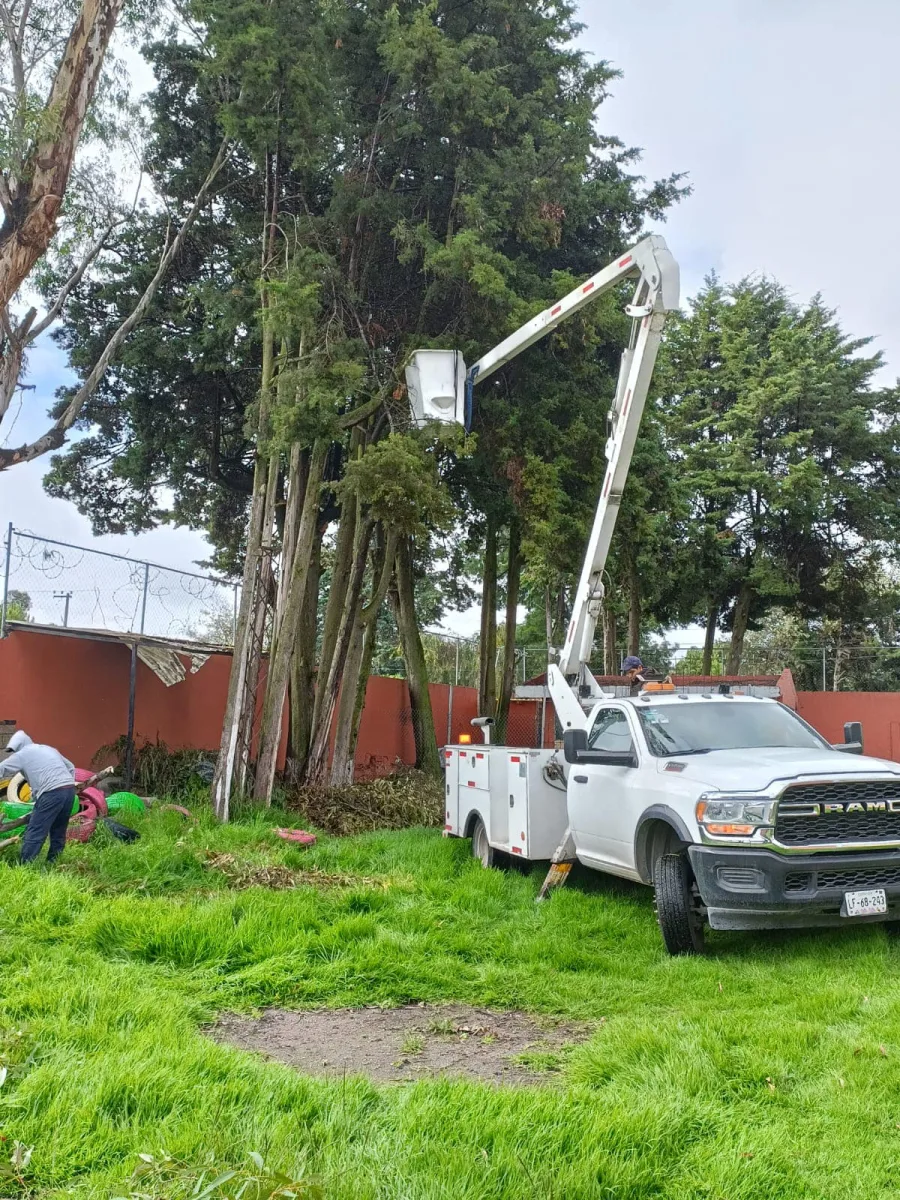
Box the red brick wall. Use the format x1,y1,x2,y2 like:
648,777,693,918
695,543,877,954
796,692,900,762
0,627,477,777
10,628,896,773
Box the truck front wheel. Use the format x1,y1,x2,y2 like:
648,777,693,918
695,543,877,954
654,853,705,956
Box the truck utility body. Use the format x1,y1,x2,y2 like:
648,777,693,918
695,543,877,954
443,694,900,944
407,235,900,952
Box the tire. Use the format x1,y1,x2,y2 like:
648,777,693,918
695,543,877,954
471,817,496,869
654,852,705,956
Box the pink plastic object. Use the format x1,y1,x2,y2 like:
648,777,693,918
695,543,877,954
74,768,93,783
79,787,108,818
67,818,97,843
274,828,316,845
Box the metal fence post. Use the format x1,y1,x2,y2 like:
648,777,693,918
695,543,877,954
138,562,150,634
124,641,138,787
821,647,827,692
0,523,11,638
233,583,240,645
454,637,460,687
447,685,454,744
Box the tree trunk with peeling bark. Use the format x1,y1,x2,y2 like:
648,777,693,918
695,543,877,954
0,0,125,314
0,139,229,468
212,451,274,820
253,440,328,803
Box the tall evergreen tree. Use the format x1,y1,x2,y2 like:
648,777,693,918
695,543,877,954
659,275,900,671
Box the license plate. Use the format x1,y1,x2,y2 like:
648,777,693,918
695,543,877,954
843,888,888,917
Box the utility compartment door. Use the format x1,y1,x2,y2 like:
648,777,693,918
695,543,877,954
507,751,565,860
460,748,490,791
507,753,529,858
443,747,460,835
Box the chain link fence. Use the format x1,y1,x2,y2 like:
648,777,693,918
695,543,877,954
1,526,239,643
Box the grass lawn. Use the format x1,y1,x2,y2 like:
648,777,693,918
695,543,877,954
2,804,900,1197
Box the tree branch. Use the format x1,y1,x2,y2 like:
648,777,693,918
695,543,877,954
0,138,231,470
338,394,383,429
28,214,120,341
0,0,128,310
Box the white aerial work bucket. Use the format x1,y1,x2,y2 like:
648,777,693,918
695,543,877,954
405,350,467,427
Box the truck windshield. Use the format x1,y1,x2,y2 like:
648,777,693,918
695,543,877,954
636,702,829,757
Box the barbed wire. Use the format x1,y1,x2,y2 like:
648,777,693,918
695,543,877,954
3,528,239,643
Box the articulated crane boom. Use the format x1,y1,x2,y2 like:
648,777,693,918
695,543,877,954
405,234,679,727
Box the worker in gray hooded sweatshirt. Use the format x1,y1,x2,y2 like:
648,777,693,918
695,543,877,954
2,731,76,864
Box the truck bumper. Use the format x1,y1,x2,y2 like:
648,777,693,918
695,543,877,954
687,845,900,931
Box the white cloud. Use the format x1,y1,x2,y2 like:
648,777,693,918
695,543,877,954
582,0,900,381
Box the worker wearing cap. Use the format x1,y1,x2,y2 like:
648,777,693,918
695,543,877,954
622,655,648,695
2,731,76,864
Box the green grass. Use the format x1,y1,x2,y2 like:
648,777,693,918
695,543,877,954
3,805,900,1196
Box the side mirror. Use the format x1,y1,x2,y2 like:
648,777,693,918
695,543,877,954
563,727,636,768
834,720,863,755
563,728,587,763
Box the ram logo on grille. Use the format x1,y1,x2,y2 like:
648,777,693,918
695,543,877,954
774,780,900,846
781,800,900,816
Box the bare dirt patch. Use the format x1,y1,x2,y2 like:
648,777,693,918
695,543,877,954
211,1004,588,1085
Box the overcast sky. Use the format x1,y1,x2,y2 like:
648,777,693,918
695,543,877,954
2,0,898,640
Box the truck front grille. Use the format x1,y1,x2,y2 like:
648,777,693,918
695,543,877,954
785,865,900,893
775,780,900,846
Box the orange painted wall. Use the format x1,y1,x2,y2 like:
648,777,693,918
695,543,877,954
14,627,897,775
0,628,477,776
796,692,900,763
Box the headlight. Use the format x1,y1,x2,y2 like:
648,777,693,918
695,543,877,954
696,795,773,836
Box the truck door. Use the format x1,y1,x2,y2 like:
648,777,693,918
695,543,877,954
567,705,642,873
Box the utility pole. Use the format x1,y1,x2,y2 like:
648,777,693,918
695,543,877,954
54,591,72,627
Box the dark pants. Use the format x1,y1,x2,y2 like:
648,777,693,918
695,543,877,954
20,786,75,864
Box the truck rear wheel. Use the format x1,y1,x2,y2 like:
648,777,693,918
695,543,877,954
654,853,705,956
471,817,495,869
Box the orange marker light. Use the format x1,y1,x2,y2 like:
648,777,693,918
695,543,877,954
459,734,472,744
705,823,755,837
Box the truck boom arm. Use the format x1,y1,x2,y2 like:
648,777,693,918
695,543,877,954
405,234,679,698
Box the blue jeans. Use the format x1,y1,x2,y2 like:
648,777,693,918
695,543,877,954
20,786,75,864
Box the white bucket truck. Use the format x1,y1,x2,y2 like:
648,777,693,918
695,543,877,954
407,237,900,954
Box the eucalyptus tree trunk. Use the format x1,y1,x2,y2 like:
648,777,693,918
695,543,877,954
0,0,126,314
253,440,328,802
311,427,363,739
212,281,281,818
